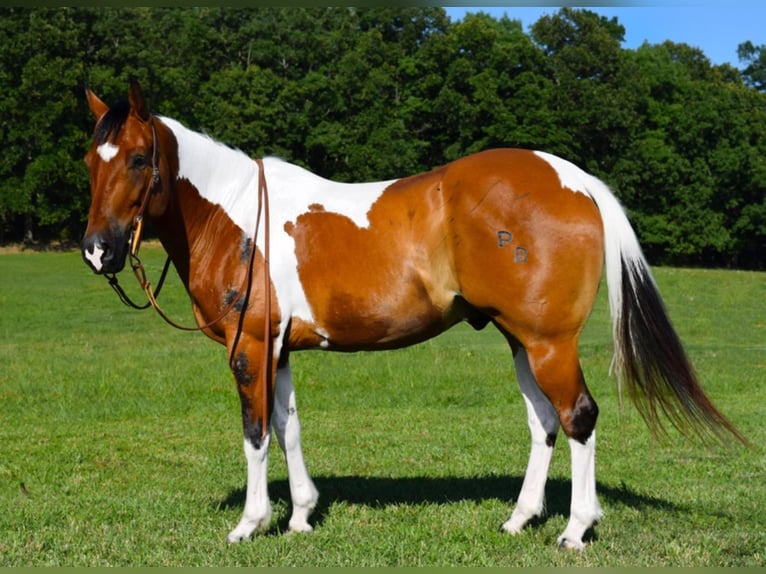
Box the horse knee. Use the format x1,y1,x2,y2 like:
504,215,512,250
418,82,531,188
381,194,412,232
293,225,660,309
231,349,272,451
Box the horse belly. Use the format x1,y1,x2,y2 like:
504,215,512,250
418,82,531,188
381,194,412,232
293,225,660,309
286,179,460,351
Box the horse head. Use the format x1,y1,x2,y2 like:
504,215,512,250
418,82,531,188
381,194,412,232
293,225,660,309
81,80,173,274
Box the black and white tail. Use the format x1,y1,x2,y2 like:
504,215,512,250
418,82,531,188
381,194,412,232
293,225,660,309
582,171,748,445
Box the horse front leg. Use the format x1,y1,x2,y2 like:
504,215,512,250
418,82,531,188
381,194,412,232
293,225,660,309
271,359,319,532
227,339,275,543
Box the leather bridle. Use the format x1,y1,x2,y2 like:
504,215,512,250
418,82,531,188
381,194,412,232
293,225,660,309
104,118,164,310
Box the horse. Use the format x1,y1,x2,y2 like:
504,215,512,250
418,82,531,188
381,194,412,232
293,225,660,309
81,80,745,550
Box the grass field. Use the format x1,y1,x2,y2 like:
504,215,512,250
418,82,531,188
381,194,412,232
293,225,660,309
1,245,764,566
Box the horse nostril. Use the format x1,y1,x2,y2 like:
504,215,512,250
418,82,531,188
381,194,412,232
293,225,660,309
82,236,111,273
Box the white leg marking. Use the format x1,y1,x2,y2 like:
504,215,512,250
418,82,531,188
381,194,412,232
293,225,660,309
502,347,560,534
271,362,319,533
84,244,105,272
227,434,273,543
558,433,603,550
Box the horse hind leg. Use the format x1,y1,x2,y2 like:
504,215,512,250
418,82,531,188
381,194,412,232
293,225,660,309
559,428,600,550
270,359,319,533
501,346,560,534
508,337,603,550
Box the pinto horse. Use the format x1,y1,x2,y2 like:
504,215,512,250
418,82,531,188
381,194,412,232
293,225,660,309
81,81,745,550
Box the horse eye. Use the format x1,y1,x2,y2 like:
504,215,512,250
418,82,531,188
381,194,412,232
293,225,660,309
130,154,148,170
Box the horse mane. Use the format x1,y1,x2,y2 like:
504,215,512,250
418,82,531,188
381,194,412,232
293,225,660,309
94,99,130,145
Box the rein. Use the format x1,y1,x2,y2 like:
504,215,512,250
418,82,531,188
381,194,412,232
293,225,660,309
105,119,273,436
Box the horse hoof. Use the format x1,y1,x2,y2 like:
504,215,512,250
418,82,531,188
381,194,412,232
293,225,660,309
499,520,524,535
227,531,250,544
227,514,271,543
287,521,314,534
557,536,586,551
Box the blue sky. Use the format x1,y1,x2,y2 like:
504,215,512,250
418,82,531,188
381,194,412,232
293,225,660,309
443,2,765,67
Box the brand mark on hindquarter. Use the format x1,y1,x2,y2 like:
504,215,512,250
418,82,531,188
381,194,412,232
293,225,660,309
497,230,528,263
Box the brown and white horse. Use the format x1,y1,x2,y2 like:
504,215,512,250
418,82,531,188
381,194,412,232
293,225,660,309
81,81,745,549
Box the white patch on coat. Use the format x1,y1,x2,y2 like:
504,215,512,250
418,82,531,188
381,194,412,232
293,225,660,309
97,142,119,163
84,244,104,271
533,150,592,196
159,116,397,336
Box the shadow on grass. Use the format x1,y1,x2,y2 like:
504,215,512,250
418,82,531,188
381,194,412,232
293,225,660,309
218,474,682,535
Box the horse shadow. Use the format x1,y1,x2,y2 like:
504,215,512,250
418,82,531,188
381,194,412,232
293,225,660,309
217,474,683,536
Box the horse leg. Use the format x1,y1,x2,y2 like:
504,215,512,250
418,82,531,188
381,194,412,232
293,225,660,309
524,338,603,550
227,340,275,543
501,345,560,534
559,431,600,550
271,358,319,533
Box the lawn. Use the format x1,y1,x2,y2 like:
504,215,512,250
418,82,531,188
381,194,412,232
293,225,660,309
0,245,764,566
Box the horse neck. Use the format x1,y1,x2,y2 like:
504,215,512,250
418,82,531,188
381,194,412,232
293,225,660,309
152,116,262,290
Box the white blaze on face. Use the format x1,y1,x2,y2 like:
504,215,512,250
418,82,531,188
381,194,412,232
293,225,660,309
84,243,105,271
97,142,119,163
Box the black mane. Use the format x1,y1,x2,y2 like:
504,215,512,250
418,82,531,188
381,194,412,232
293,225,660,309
94,99,130,145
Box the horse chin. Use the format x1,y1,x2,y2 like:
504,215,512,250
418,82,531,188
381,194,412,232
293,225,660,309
103,246,129,275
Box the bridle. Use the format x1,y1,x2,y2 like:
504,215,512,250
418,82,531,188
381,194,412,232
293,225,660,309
103,117,273,436
104,118,164,311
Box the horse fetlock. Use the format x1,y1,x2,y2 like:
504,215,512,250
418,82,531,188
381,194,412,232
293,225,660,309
295,481,319,510
287,487,318,533
501,504,541,534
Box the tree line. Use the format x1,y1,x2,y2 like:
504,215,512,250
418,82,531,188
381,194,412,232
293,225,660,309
1,7,764,269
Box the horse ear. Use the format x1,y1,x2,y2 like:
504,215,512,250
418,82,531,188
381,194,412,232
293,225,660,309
86,88,109,120
128,78,151,122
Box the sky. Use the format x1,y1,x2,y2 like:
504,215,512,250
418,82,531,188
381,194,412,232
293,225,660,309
443,2,765,67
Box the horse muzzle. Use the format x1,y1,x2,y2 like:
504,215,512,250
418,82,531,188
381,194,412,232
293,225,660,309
81,231,128,275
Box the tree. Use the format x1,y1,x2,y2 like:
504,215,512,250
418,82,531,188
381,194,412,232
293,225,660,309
0,7,763,268
529,8,633,168
611,43,766,266
0,8,88,243
738,41,766,92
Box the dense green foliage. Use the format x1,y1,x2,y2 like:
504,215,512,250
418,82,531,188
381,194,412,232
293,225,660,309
1,7,764,268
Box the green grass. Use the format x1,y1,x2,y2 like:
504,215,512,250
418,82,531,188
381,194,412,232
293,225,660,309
1,246,764,566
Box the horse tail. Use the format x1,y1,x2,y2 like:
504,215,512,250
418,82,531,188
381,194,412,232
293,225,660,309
582,175,748,446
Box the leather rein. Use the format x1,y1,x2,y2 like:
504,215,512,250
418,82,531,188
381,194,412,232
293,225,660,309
104,118,273,436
